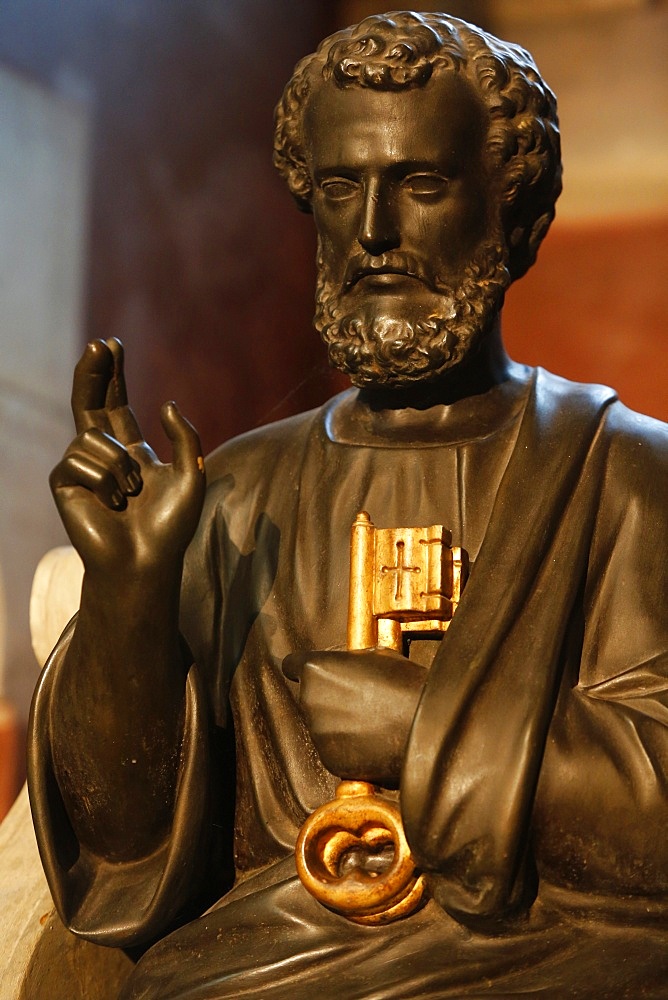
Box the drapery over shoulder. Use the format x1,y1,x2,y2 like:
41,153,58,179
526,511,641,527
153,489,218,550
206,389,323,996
403,370,668,922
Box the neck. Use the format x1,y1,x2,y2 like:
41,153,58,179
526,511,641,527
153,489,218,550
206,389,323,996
326,318,531,446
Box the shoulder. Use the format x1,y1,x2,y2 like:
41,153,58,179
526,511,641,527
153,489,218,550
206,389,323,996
536,367,668,455
534,366,617,415
602,401,668,503
604,399,668,453
184,407,327,581
203,406,323,487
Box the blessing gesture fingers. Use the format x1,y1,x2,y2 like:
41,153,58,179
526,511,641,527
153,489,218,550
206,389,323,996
50,339,205,573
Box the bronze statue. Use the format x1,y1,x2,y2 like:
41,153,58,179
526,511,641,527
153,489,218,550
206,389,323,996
29,11,667,998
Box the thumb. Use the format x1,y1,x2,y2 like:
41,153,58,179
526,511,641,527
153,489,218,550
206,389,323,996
160,401,205,481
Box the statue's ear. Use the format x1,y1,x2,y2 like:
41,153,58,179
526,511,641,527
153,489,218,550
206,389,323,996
294,195,313,215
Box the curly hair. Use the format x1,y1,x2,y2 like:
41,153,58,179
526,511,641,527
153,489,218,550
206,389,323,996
273,11,562,282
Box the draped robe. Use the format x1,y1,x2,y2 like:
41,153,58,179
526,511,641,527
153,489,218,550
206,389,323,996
29,367,668,998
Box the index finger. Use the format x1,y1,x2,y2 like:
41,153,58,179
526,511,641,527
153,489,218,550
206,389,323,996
104,338,143,444
71,340,115,434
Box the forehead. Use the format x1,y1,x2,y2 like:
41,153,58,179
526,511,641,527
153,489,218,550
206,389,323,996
304,71,488,174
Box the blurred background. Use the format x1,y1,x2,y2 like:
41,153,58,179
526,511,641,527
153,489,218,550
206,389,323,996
0,0,666,818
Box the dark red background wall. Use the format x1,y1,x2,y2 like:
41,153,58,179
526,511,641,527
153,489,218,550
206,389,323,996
505,216,668,423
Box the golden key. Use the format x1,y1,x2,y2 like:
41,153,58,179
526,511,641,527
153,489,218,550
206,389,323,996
296,511,468,924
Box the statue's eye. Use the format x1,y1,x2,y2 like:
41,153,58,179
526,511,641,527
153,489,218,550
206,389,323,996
320,178,359,201
401,173,449,197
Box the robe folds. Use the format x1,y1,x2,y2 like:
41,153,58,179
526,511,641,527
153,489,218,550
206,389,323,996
29,367,668,998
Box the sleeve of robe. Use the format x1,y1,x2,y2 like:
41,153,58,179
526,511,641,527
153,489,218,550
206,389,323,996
532,402,668,896
27,629,212,950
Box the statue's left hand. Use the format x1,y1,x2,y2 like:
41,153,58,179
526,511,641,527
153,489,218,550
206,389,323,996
282,648,427,788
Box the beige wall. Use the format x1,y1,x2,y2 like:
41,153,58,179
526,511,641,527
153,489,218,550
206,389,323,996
495,4,668,221
494,4,668,419
0,66,90,730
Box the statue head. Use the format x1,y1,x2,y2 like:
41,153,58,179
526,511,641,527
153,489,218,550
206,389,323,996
274,12,562,388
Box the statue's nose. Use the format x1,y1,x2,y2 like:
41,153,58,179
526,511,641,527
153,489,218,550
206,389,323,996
358,179,400,256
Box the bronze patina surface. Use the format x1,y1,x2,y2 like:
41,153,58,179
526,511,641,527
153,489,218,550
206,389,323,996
28,11,667,999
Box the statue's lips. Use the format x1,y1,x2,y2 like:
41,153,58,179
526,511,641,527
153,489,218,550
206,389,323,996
347,268,427,290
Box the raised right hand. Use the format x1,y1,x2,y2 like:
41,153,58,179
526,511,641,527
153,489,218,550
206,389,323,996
50,339,205,577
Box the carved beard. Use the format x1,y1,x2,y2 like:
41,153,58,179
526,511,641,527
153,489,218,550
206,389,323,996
314,236,511,388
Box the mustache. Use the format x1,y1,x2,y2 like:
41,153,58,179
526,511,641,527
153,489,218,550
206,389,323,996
343,252,437,292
